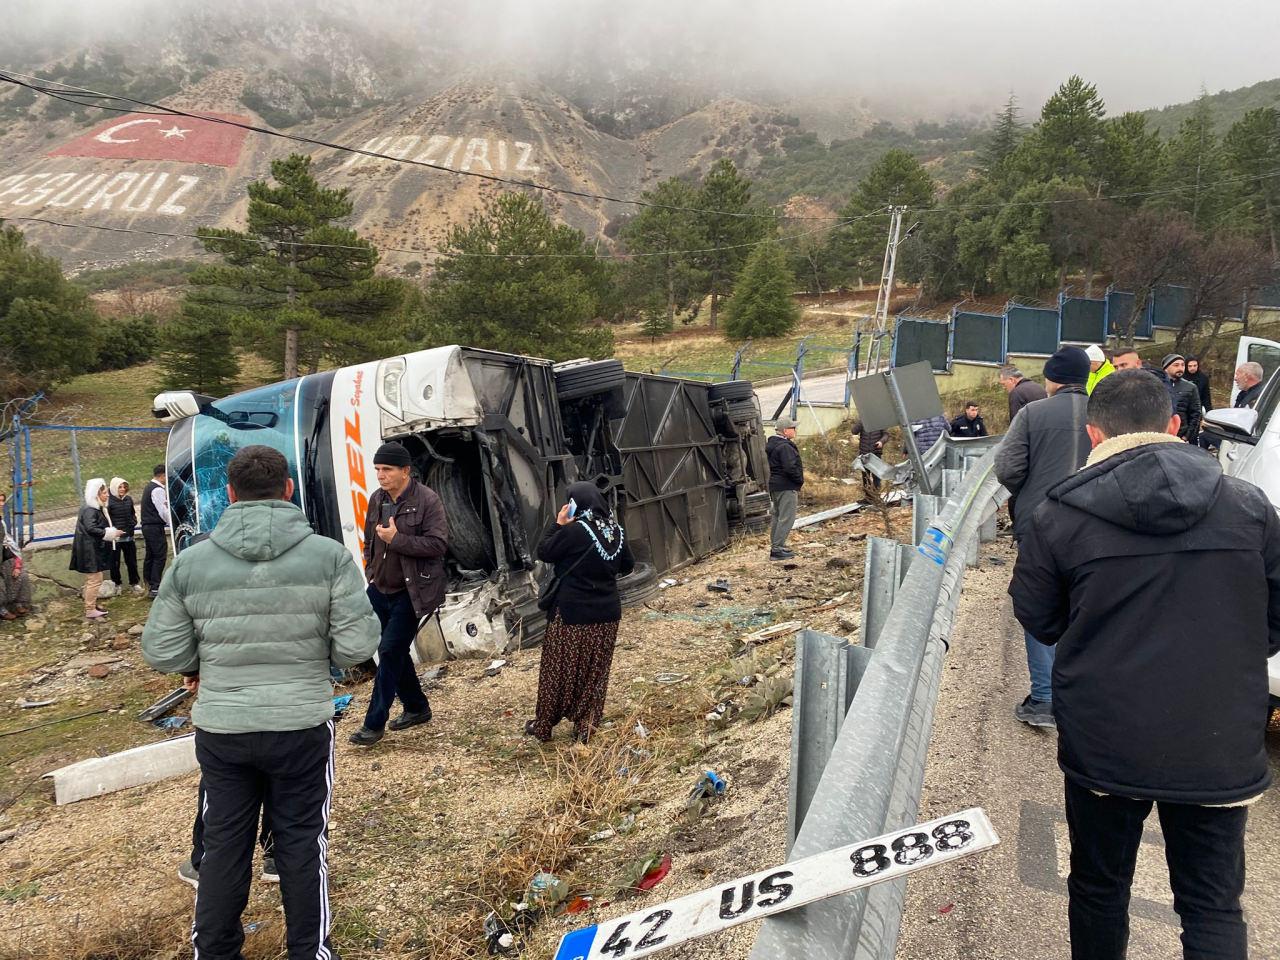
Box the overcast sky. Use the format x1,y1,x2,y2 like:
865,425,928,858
6,0,1279,116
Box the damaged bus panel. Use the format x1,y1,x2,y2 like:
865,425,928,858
154,346,770,660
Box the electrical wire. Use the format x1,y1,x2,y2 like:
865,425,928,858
2,212,859,261
0,69,834,222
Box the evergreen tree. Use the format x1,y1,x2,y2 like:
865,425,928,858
1224,107,1280,259
694,159,770,329
827,149,935,285
157,302,241,395
190,153,401,379
424,192,613,360
1156,95,1236,232
1098,112,1163,203
723,241,800,339
982,93,1023,174
0,223,97,399
620,177,707,329
1036,75,1107,184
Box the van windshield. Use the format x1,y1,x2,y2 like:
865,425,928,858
166,380,303,550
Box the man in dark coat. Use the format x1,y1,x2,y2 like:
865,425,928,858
1234,361,1265,408
1184,356,1212,411
999,365,1047,421
850,417,888,492
949,401,988,438
1009,370,1280,960
141,463,170,598
994,346,1091,729
349,441,450,747
765,419,803,561
1162,353,1202,443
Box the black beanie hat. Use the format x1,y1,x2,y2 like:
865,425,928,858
1042,346,1090,386
373,441,412,467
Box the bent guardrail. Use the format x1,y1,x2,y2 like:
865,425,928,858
752,436,1006,960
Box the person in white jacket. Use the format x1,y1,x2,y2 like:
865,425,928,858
70,478,121,620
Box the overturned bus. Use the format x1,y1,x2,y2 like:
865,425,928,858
152,346,771,659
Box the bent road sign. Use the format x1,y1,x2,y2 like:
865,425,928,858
553,807,997,960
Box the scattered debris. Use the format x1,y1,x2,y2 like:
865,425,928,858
332,694,354,717
137,687,192,722
484,659,507,677
686,769,728,819
706,578,732,594
657,578,678,589
634,720,650,739
704,700,739,727
986,556,1006,566
45,733,197,805
17,698,55,709
422,664,448,682
525,871,568,909
588,827,615,843
738,620,803,649
651,672,689,685
617,813,637,834
939,902,955,915
244,920,267,934
634,853,672,891
565,895,594,914
154,716,189,730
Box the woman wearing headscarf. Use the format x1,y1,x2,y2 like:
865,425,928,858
527,481,634,744
71,478,120,620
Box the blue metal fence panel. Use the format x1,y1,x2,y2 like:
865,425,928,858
1105,289,1143,339
1005,305,1059,356
950,311,1004,364
1253,279,1280,309
892,317,950,372
1151,284,1192,329
1060,294,1107,343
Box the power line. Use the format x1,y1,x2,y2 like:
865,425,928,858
3,212,857,261
0,70,835,222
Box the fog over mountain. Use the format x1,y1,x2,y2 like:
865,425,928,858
4,0,1278,119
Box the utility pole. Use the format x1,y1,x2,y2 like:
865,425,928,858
858,206,907,376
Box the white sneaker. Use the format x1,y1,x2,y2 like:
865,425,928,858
132,584,146,596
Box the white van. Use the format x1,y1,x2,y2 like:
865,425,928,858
1200,335,1280,706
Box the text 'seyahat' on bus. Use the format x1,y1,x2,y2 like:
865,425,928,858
152,345,773,661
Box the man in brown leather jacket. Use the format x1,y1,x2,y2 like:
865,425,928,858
349,441,449,746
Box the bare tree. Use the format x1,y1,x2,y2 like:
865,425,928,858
1177,233,1275,349
1105,210,1199,347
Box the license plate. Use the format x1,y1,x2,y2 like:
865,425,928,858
553,807,997,960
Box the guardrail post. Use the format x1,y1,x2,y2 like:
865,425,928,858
911,494,943,545
789,629,854,847
941,467,963,499
860,536,905,649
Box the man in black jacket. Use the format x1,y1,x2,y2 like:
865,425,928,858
349,441,450,747
995,346,1092,729
1162,353,1202,443
1234,361,1265,408
765,419,803,561
1010,370,1280,960
140,464,170,598
949,401,988,438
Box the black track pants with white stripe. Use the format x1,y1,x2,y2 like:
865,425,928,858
193,721,337,960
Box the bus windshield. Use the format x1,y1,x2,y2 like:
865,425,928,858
167,380,303,550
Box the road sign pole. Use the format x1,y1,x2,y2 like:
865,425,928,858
886,370,935,496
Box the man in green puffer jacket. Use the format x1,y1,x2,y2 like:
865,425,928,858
143,445,378,960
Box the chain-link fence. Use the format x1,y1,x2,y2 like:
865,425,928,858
6,421,170,546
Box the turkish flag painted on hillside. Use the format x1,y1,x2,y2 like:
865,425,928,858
48,112,252,167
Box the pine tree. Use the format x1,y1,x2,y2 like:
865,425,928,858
1156,95,1236,232
1036,75,1107,184
156,302,241,395
424,192,613,360
982,94,1023,174
827,149,935,285
1224,107,1280,259
620,177,707,329
1098,112,1162,203
189,153,401,379
0,223,97,399
723,242,800,339
694,159,770,329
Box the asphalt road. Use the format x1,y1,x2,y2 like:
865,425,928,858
897,539,1280,959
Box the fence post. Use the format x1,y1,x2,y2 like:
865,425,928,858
70,428,82,502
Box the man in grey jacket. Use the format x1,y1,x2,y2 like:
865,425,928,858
143,445,379,960
995,346,1091,730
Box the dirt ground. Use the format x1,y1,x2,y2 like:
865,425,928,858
0,487,907,960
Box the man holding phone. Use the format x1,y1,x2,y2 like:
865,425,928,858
349,441,450,747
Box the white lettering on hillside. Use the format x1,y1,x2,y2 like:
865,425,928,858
340,133,542,173
0,168,203,217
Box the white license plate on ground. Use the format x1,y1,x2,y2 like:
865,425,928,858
553,807,998,960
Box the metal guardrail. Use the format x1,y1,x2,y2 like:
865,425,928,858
752,435,1006,960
